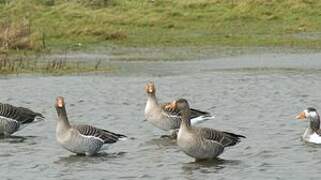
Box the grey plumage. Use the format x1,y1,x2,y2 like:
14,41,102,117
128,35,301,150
0,103,44,136
175,99,245,160
0,116,20,135
144,81,215,132
190,108,211,119
195,128,245,148
55,96,126,156
73,125,127,144
0,103,44,123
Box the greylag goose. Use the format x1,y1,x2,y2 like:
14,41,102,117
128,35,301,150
144,82,215,134
167,99,245,160
0,103,44,136
296,107,321,144
55,96,126,156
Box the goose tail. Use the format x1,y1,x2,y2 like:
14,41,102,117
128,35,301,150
117,133,128,141
34,115,45,122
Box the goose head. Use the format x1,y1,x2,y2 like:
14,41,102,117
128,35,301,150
296,107,319,120
55,96,67,117
55,96,65,109
167,98,191,124
145,81,156,95
296,107,320,131
175,99,190,113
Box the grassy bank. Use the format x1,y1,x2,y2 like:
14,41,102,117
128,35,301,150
1,0,321,74
1,0,321,51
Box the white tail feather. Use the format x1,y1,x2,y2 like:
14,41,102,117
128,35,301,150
190,115,215,125
19,116,45,130
118,137,128,141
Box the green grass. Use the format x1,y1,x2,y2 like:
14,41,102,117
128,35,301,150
1,0,321,51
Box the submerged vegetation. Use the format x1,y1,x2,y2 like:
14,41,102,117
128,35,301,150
0,0,321,74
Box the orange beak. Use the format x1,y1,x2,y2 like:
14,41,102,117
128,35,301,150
296,111,306,120
165,100,176,111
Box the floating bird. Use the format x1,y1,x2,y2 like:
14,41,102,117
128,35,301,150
55,96,126,156
296,107,321,144
167,99,245,161
144,81,215,136
0,103,44,136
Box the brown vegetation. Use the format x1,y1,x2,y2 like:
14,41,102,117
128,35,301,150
0,20,33,50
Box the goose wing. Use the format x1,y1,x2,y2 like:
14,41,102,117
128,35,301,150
190,108,211,119
161,102,213,121
0,116,20,135
0,103,44,124
73,124,126,144
196,127,245,147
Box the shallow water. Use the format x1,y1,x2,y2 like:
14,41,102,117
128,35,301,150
1,52,321,180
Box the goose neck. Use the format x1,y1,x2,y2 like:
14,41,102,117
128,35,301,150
147,93,158,105
309,115,320,133
56,106,71,129
180,110,192,130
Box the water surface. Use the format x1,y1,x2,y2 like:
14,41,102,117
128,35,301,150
1,52,321,179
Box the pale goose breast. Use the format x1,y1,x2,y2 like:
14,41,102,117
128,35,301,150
307,132,321,144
